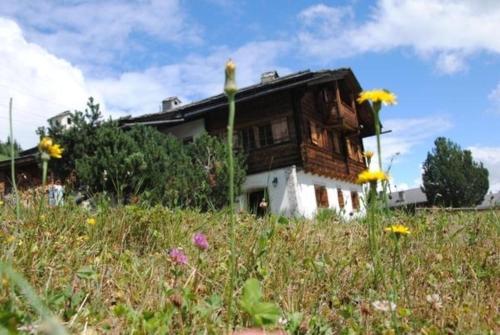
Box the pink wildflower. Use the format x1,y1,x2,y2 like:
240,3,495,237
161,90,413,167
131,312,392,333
193,232,209,250
169,248,188,265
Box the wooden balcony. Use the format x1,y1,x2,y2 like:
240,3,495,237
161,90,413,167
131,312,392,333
324,101,359,132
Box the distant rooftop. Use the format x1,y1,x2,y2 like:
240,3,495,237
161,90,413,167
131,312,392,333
48,110,72,121
388,187,427,208
477,191,500,209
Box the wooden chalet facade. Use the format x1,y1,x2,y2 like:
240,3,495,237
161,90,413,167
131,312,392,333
123,68,375,218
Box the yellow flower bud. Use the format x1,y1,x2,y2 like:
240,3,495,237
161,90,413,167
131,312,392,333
363,151,374,159
224,59,237,96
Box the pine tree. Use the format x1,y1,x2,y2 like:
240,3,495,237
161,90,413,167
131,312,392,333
422,137,489,207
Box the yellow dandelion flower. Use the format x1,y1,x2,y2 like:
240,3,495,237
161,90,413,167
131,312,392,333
363,151,374,159
48,144,63,159
39,137,53,151
356,170,388,184
384,224,410,235
357,89,397,106
87,218,96,225
39,137,63,159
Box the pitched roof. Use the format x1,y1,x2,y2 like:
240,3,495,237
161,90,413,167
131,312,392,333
122,68,375,134
388,188,428,207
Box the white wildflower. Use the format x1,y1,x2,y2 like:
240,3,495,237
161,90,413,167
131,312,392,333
278,317,288,326
372,300,396,312
426,294,443,309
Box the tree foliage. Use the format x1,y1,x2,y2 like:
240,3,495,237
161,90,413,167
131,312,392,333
0,137,22,161
37,97,246,209
422,137,489,207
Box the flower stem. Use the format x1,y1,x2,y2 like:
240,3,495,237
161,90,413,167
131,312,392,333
37,158,48,220
373,107,383,172
390,237,400,334
9,98,20,220
226,91,236,331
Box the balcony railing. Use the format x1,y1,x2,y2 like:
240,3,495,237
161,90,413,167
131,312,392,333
325,100,358,132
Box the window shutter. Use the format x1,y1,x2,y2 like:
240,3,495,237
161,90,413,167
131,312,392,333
271,117,289,143
337,189,345,208
346,138,352,157
310,121,319,145
315,185,329,208
351,191,360,211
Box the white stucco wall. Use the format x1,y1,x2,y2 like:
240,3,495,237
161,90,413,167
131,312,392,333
238,166,300,216
164,118,205,140
238,166,365,219
295,171,365,219
49,113,72,129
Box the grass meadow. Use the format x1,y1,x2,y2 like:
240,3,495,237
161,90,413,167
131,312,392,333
0,204,498,334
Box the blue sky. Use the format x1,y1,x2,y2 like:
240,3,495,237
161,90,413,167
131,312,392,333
0,0,499,191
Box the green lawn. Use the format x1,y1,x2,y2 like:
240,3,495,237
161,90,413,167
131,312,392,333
1,204,498,334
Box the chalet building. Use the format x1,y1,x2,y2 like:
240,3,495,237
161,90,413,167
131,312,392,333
122,68,376,218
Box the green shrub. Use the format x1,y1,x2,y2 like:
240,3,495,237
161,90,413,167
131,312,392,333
37,98,246,209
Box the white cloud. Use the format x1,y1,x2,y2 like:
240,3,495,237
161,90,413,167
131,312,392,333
0,0,201,71
0,16,291,148
0,18,95,148
364,115,453,169
488,83,500,114
435,52,467,74
468,146,500,192
90,40,291,116
298,0,500,73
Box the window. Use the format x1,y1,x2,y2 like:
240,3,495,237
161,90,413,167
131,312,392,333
67,118,72,125
310,121,332,150
258,124,274,147
315,185,329,208
351,191,360,211
347,138,363,161
271,117,289,143
337,189,345,209
238,127,256,152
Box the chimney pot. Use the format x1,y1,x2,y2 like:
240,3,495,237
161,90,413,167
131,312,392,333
162,97,182,112
261,71,279,84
